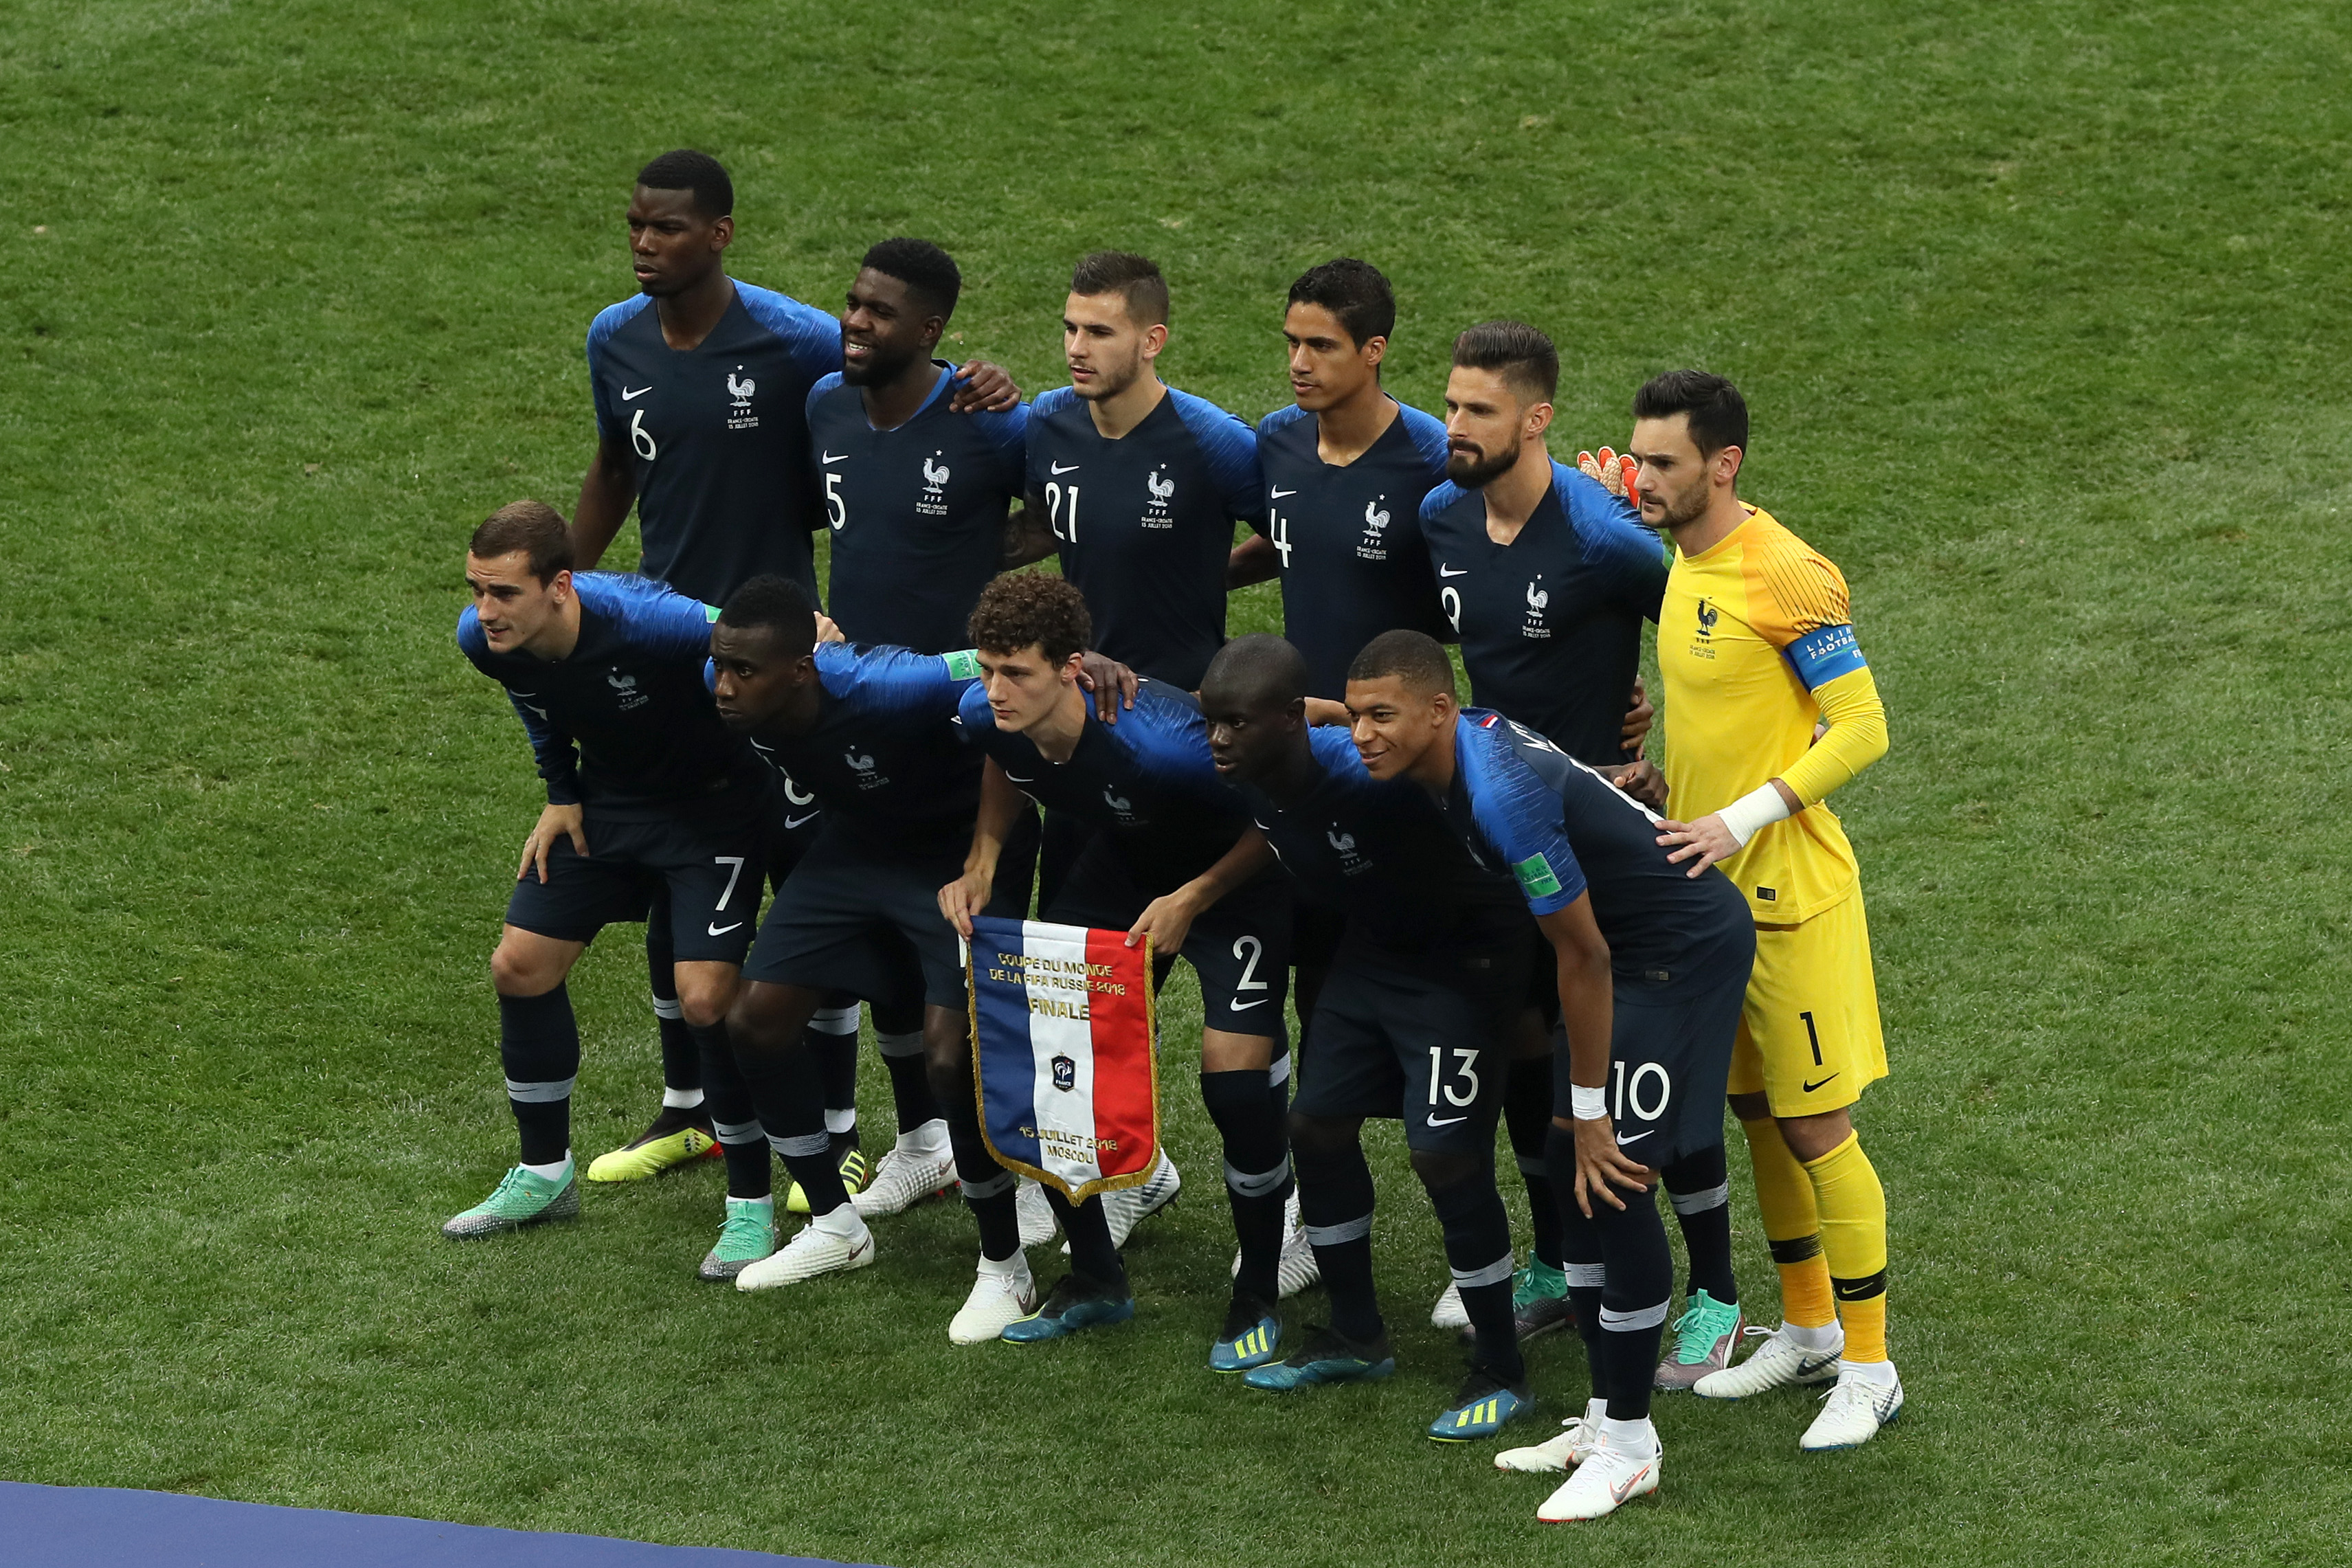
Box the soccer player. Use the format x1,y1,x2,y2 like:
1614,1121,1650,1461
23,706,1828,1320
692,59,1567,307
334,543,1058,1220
1296,634,1749,1519
1416,320,1695,1345
442,502,768,1263
937,574,1306,1363
1611,370,1901,1450
1199,635,1537,1442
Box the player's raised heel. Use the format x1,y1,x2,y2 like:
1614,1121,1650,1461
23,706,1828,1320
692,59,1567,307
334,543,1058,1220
787,1147,871,1215
1242,1326,1396,1391
1691,1325,1842,1400
697,1198,780,1281
1654,1289,1741,1390
1428,1369,1535,1442
1000,1274,1135,1342
1209,1297,1281,1371
585,1121,717,1183
442,1166,580,1237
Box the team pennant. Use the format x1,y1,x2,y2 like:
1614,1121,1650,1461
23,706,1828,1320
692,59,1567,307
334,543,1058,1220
965,916,1158,1202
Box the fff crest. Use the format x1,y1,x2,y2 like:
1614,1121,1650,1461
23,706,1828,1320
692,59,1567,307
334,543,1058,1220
1050,1053,1077,1092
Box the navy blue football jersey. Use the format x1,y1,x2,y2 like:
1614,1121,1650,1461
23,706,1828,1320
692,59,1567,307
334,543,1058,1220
805,364,1027,654
958,681,1252,891
1256,400,1453,699
1448,710,1752,981
459,573,754,815
586,283,841,606
738,642,983,844
1418,460,1668,763
1237,726,1523,955
1023,385,1264,688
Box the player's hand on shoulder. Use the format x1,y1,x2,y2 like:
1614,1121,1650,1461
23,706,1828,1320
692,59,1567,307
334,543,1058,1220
1077,650,1139,722
814,613,846,645
1569,1114,1653,1216
1576,446,1641,507
1620,675,1654,752
949,359,1022,414
519,804,587,884
1125,888,1202,956
1655,812,1740,877
938,865,994,939
1603,758,1667,813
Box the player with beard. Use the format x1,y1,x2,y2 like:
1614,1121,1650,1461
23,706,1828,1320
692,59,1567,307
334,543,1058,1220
564,151,1016,1205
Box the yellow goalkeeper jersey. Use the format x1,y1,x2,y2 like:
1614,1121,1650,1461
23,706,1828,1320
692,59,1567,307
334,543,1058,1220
1659,505,1887,924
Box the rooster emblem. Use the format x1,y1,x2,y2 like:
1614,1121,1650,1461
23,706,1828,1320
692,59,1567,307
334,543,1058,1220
922,456,951,488
1363,498,1390,533
1328,828,1356,853
1146,469,1175,504
1525,581,1549,612
1696,598,1719,638
1104,787,1132,812
844,748,875,773
726,372,756,406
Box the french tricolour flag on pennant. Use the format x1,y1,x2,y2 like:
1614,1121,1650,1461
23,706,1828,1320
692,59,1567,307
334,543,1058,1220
966,915,1158,1202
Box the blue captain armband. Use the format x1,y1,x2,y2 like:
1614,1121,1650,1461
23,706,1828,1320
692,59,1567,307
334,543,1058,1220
1784,624,1868,690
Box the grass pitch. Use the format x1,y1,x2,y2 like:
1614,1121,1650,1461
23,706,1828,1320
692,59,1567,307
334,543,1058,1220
3,3,2349,1565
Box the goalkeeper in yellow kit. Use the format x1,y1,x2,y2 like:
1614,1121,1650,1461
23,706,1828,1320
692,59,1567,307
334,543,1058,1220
1586,370,1901,1451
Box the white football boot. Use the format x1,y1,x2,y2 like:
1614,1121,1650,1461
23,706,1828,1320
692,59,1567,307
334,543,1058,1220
1496,1397,1606,1473
1537,1422,1661,1523
1800,1363,1905,1451
1097,1149,1181,1247
1692,1325,1844,1399
852,1134,956,1219
949,1254,1038,1345
1016,1178,1059,1247
735,1213,875,1290
1431,1279,1470,1332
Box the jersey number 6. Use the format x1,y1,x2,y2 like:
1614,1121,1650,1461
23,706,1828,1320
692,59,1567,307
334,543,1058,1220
629,407,658,462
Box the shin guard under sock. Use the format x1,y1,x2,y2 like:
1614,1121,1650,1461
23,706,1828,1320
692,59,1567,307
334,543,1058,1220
1294,1133,1382,1343
1742,1115,1835,1329
1427,1168,1522,1383
1201,1069,1291,1304
1804,1131,1890,1362
500,985,579,1167
1661,1143,1737,1303
877,1029,939,1134
1506,1055,1565,1269
1044,1187,1128,1295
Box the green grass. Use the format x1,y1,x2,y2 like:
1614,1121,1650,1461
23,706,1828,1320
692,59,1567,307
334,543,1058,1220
3,1,2349,1563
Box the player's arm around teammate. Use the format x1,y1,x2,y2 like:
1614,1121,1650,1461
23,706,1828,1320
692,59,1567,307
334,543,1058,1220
1617,370,1902,1451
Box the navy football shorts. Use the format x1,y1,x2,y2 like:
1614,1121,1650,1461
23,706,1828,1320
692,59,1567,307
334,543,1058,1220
743,822,967,1009
504,800,765,966
1046,840,1293,1044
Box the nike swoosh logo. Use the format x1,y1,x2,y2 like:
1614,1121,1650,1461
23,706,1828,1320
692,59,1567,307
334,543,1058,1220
1227,997,1269,1011
1268,486,1298,498
1439,566,1468,577
1802,1073,1840,1093
1426,1114,1467,1127
621,385,652,401
1003,773,1033,783
783,812,818,829
1614,1129,1655,1147
822,451,848,464
1049,462,1080,475
1610,1462,1655,1503
707,921,743,936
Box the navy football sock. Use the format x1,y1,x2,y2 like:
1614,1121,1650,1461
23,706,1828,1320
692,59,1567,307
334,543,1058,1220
808,1002,860,1157
877,1029,939,1134
1044,1187,1128,1295
1427,1167,1523,1385
1663,1145,1737,1303
1293,1124,1382,1344
1202,1068,1291,1305
693,1020,769,1199
499,984,579,1167
1547,1123,1671,1420
1506,1056,1564,1269
645,924,700,1106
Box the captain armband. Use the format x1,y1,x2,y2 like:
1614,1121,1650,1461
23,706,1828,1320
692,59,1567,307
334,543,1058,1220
1783,623,1867,691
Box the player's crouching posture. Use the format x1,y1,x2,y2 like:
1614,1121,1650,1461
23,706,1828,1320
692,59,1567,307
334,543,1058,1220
445,502,767,1257
1611,370,1903,1451
939,574,1308,1364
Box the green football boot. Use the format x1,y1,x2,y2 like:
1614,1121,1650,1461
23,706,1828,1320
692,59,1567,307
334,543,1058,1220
442,1165,580,1238
699,1197,781,1281
1512,1258,1576,1342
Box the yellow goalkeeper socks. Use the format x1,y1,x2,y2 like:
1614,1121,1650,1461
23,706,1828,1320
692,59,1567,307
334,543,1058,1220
1802,1131,1889,1363
1740,1115,1835,1331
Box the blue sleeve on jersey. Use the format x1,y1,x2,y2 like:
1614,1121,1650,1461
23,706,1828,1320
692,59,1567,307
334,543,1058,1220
806,371,847,424
955,680,1000,746
1115,689,1228,796
1257,402,1313,441
1024,386,1079,507
1784,623,1868,689
1397,404,1453,478
957,385,1029,480
577,573,720,664
737,283,844,381
585,296,651,448
1168,388,1265,524
508,689,583,805
1553,461,1669,618
1455,717,1587,916
818,641,980,718
1419,479,1468,526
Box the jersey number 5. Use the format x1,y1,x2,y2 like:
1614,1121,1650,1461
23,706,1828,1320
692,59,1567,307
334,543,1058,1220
825,471,847,531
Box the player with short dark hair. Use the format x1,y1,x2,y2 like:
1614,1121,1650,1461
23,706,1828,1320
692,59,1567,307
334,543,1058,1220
939,576,1307,1361
565,153,1018,1196
443,502,771,1277
1605,370,1903,1453
1336,631,1754,1519
1198,634,1539,1444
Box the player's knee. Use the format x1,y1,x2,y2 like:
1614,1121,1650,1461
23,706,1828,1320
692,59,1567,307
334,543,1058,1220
1409,1147,1481,1192
490,939,561,998
726,986,790,1053
1287,1112,1353,1164
673,978,733,1029
922,1028,973,1107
